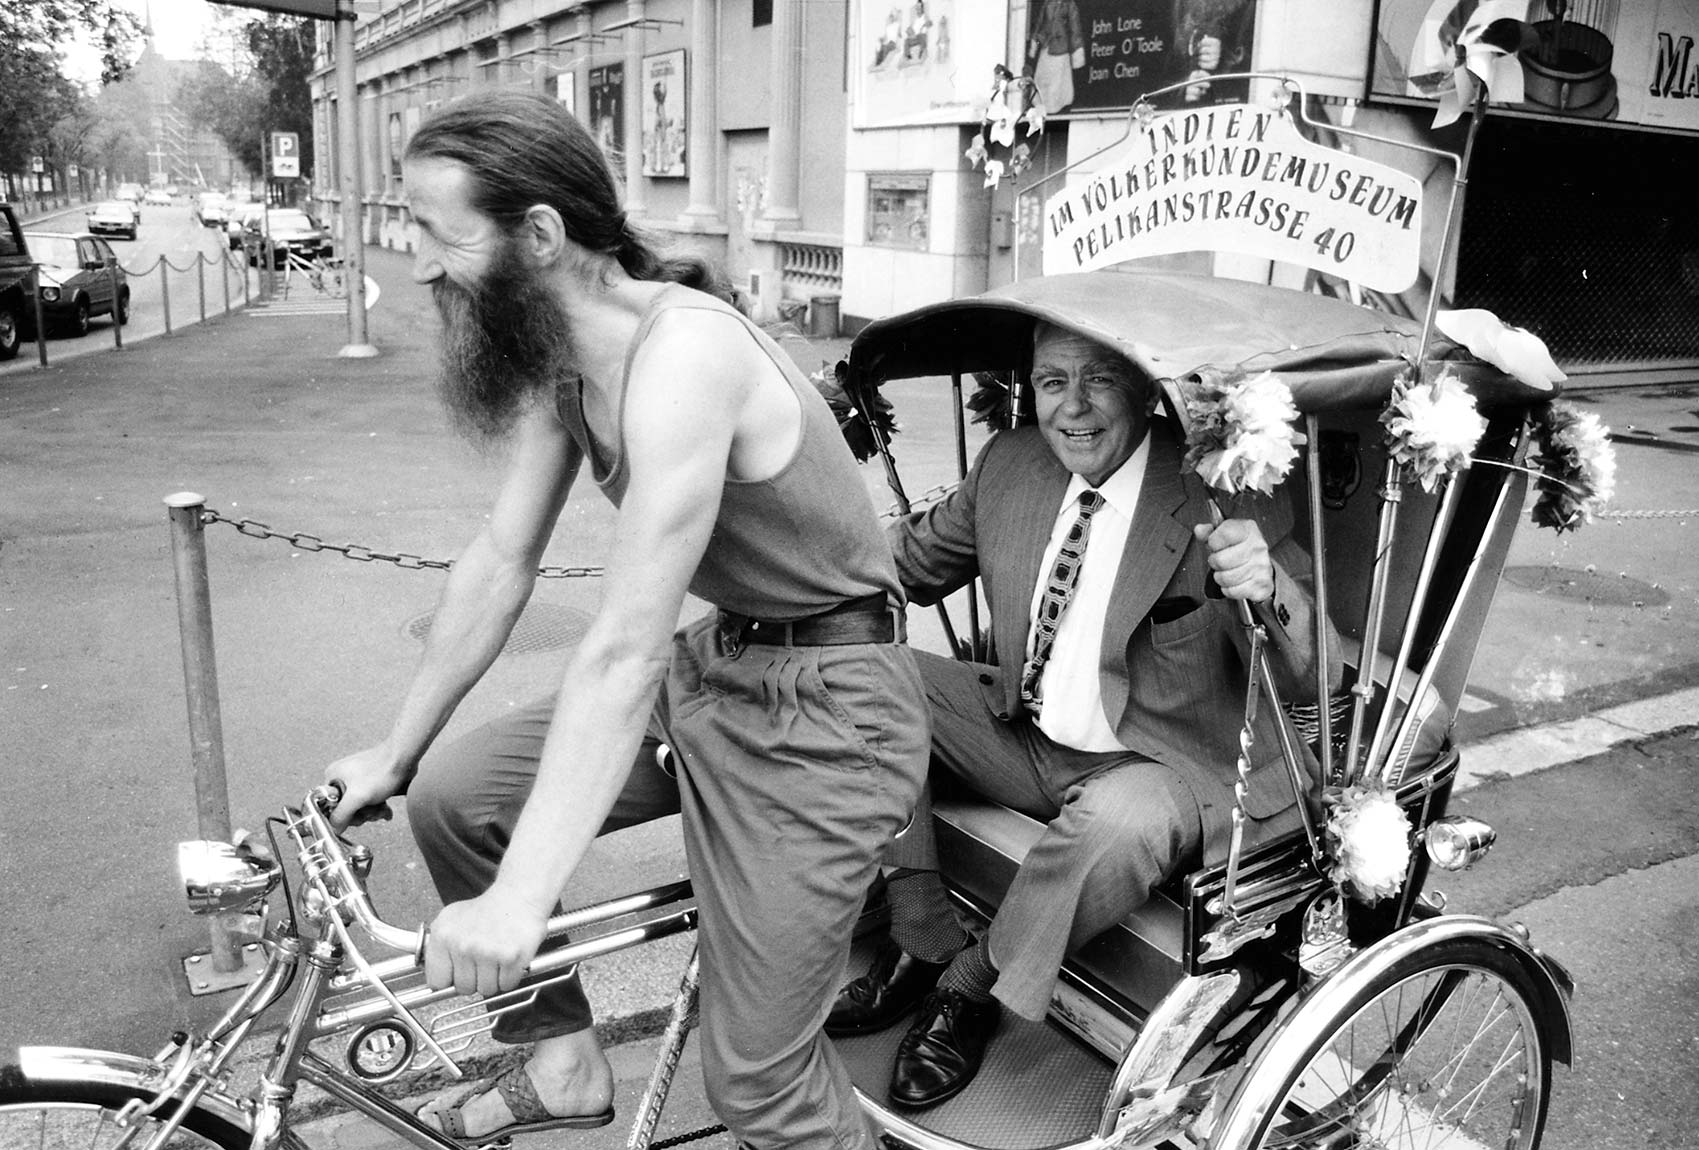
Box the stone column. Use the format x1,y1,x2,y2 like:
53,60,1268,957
530,21,549,93
622,0,646,214
495,31,512,86
680,0,719,223
759,0,802,230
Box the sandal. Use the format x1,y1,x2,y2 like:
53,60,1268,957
423,1063,615,1141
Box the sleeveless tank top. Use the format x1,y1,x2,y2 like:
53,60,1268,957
554,284,902,621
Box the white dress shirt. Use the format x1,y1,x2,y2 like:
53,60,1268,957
1024,437,1150,752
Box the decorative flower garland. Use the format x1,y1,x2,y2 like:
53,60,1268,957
1178,370,1303,496
1325,783,1414,903
808,359,897,464
1380,367,1487,494
964,65,1047,190
1528,400,1617,533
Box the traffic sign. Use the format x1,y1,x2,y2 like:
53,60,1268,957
272,132,301,178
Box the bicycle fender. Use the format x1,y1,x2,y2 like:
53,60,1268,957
14,1045,254,1133
1206,914,1574,1150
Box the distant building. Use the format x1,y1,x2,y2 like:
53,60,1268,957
127,36,243,189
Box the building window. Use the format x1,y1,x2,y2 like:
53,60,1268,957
753,0,771,27
866,173,929,250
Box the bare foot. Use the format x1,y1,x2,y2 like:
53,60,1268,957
419,1031,614,1139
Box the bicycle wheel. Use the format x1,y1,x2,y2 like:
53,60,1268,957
1240,937,1553,1150
0,1068,250,1149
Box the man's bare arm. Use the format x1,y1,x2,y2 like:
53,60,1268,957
326,410,582,828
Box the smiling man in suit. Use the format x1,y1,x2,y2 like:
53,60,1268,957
827,319,1341,1108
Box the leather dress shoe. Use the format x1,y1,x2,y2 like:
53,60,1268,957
824,939,950,1036
888,988,1001,1109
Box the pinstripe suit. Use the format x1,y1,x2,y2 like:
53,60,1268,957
888,418,1337,1018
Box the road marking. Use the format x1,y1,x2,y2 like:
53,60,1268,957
1454,685,1699,792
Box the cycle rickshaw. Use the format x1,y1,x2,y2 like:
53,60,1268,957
2,75,1596,1150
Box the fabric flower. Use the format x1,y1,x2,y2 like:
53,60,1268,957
1023,104,1046,137
964,133,989,168
1326,784,1413,903
1381,368,1487,493
1180,371,1303,496
1435,309,1564,391
983,158,1006,189
1529,400,1618,532
1432,0,1530,128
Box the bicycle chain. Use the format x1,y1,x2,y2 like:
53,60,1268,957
648,1124,729,1149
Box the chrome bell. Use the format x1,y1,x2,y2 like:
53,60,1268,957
179,838,282,916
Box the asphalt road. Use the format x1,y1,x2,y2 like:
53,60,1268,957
1,244,1695,1149
3,199,258,374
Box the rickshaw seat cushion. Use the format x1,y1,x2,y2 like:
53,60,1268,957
931,794,1187,1011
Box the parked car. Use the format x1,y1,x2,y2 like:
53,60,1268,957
226,203,267,250
21,231,129,337
143,189,172,206
115,183,144,223
0,203,34,360
244,207,332,268
194,192,229,228
85,201,138,241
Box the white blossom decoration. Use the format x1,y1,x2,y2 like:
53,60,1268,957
1381,368,1487,493
1180,370,1303,496
1325,784,1414,903
1529,400,1618,532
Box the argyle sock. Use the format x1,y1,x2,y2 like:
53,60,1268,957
937,932,997,1002
886,867,971,963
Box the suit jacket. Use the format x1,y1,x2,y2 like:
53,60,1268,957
890,420,1339,851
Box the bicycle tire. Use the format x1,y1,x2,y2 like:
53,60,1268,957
0,1065,250,1150
1229,935,1554,1150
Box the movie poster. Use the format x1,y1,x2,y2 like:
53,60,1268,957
1025,0,1258,115
856,0,1005,127
588,64,625,163
641,50,688,178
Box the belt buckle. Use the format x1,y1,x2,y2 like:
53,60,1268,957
718,612,746,658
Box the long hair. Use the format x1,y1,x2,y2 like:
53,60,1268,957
406,88,732,302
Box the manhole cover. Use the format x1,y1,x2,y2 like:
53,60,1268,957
405,602,593,656
1500,565,1670,607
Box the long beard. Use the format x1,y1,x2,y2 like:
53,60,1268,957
433,238,576,443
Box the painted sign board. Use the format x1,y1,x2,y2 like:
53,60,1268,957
272,131,300,178
1041,103,1423,292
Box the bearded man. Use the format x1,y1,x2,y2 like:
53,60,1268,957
325,89,928,1150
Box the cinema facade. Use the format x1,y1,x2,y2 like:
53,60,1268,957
308,0,1699,382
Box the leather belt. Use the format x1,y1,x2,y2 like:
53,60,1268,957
719,593,905,654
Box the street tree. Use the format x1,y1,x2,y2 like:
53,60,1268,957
0,0,141,191
177,14,314,182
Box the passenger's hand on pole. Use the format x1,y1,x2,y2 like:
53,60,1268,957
424,887,547,998
323,745,411,831
1194,519,1274,603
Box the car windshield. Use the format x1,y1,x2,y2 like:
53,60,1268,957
29,236,81,267
269,210,315,230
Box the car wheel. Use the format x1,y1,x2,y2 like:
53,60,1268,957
0,299,20,360
68,297,91,337
116,290,131,326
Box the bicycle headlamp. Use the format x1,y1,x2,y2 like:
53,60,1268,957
179,839,281,915
1423,816,1496,871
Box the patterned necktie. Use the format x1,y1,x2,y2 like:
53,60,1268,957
1020,490,1104,715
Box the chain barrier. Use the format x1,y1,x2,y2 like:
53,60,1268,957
199,507,604,578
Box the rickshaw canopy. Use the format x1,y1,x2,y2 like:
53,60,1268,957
846,270,1561,414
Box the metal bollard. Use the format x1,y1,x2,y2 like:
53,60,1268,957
221,250,231,314
30,265,47,367
198,256,206,323
108,260,123,350
160,259,172,334
164,492,245,976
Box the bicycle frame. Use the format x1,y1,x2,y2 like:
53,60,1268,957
29,787,703,1150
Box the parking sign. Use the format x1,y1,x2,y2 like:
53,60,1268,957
272,132,300,178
